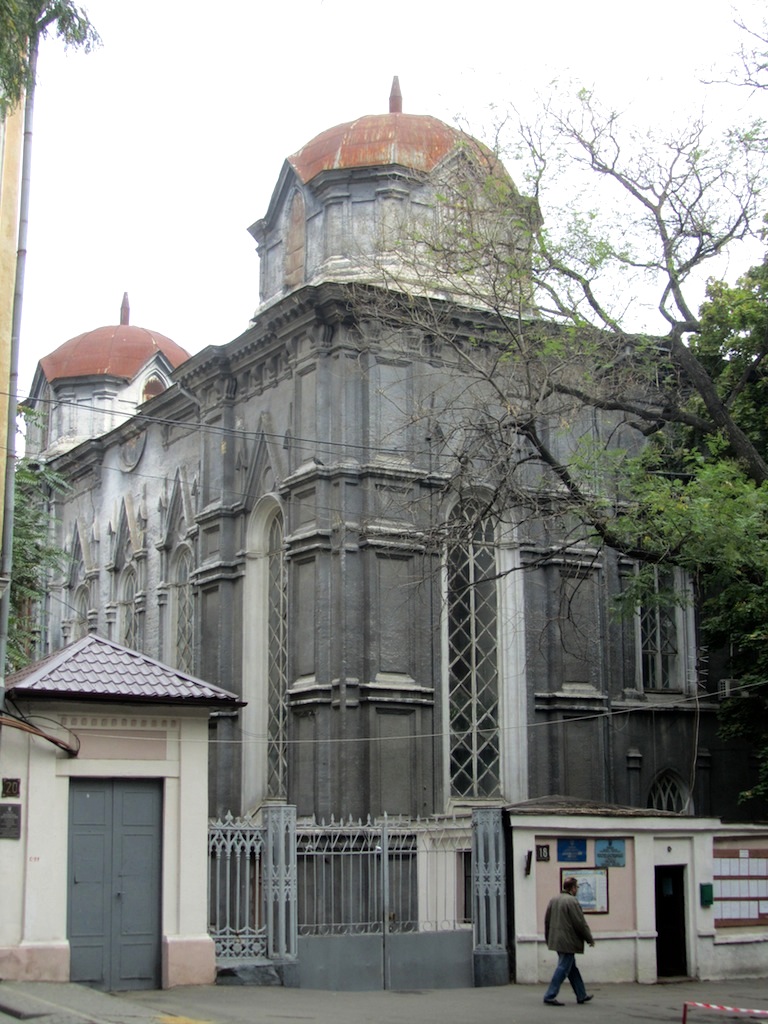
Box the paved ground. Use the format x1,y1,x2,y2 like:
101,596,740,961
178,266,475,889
0,978,767,1024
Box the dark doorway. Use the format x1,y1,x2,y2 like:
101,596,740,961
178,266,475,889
654,865,687,977
68,779,162,990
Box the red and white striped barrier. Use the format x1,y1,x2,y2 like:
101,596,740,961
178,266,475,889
682,1002,768,1023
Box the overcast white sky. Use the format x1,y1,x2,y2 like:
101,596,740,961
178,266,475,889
17,0,767,395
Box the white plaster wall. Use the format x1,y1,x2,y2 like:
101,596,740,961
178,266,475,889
0,703,215,986
508,814,768,986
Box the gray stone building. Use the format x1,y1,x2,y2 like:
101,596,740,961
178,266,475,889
25,84,755,827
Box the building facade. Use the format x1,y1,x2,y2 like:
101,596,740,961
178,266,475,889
24,87,757,831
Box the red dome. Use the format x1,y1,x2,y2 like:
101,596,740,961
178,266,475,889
288,113,497,184
40,324,190,383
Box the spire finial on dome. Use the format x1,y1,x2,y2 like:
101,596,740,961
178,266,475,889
120,292,130,326
389,76,402,114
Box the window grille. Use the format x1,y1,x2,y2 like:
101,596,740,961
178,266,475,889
639,568,679,690
447,506,500,798
174,549,194,674
267,515,287,798
648,771,689,813
120,568,138,649
72,585,89,640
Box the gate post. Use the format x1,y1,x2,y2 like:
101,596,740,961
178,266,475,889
263,804,298,982
472,807,509,986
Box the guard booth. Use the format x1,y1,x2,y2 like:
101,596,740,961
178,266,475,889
0,634,242,989
504,797,768,984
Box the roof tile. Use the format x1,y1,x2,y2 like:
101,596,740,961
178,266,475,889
6,635,244,708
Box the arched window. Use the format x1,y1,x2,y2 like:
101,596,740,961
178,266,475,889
142,373,166,403
172,547,194,674
447,501,500,799
266,514,287,798
648,771,691,814
119,567,138,649
242,498,287,811
72,585,89,640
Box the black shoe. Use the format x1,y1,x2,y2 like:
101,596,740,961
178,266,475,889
544,999,565,1006
578,995,594,1004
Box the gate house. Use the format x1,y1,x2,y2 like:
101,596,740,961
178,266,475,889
0,634,242,989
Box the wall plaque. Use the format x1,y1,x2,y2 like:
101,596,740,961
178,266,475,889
2,778,20,798
557,838,587,862
0,803,21,839
595,838,626,867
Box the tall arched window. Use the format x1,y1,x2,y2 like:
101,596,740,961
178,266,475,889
447,501,500,799
119,567,138,649
242,497,287,811
266,514,287,798
72,586,89,640
172,547,194,674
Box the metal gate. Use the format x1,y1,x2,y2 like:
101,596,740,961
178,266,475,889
208,807,507,990
295,814,475,990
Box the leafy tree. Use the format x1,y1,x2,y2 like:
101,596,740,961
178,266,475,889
351,81,768,806
0,1,97,675
0,0,98,113
7,455,67,672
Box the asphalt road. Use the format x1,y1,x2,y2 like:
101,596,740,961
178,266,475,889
1,977,767,1024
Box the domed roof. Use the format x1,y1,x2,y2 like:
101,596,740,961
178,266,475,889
40,295,190,384
288,78,499,184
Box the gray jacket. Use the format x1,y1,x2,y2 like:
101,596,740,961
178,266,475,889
544,891,594,953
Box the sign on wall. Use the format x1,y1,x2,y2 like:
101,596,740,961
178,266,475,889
557,838,587,862
595,838,626,867
0,804,21,839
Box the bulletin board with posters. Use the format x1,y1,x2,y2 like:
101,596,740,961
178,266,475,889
560,867,609,914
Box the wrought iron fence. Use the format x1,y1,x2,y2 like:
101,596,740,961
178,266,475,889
296,814,473,936
208,812,267,959
208,807,504,965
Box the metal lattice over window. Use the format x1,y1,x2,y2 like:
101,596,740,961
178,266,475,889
640,568,678,690
648,771,689,813
174,548,194,674
119,568,138,649
447,503,500,799
72,585,89,640
267,514,287,798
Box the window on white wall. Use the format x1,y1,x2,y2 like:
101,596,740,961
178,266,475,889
713,848,768,926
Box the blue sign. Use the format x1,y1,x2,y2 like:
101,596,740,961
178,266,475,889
595,839,626,867
557,838,587,862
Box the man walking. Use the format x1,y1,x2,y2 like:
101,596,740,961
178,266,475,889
543,876,595,1006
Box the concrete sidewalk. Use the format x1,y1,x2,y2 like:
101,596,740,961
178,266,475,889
1,978,767,1024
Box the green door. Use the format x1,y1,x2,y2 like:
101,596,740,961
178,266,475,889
68,779,162,990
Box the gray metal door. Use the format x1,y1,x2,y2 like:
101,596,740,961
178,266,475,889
68,779,162,990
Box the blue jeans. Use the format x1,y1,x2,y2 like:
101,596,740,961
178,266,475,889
544,951,588,1002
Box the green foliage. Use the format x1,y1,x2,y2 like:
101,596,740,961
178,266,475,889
7,455,68,672
693,263,768,455
0,0,99,113
597,258,768,802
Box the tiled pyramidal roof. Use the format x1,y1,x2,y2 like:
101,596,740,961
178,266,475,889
6,634,243,708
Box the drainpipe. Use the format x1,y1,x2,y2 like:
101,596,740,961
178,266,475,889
0,31,40,704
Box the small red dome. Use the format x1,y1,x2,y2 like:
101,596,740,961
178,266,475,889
288,112,498,184
40,324,190,383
